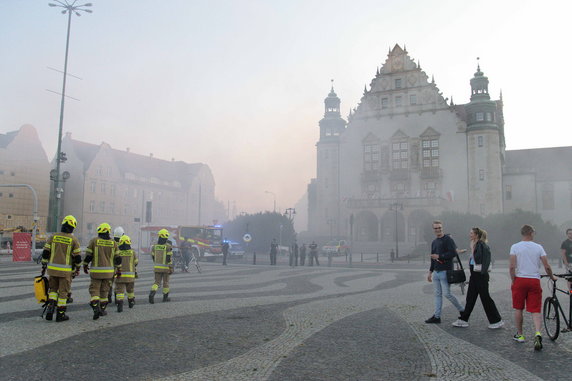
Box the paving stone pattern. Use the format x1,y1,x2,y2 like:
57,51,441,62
1,257,571,380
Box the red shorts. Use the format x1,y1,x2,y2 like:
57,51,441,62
512,277,542,313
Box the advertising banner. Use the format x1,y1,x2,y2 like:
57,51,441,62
13,232,32,262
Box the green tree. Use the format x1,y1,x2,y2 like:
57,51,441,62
222,212,295,253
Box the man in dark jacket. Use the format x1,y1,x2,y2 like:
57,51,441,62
425,220,464,324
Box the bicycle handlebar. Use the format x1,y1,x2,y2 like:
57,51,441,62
541,273,572,279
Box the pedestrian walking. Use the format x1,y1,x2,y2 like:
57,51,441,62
114,235,138,312
40,215,82,322
510,224,556,351
425,220,464,324
84,223,120,320
309,241,319,266
149,229,174,303
291,241,299,266
452,227,503,329
300,244,307,266
560,228,572,290
270,238,278,265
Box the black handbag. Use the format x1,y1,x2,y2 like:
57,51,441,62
446,253,466,284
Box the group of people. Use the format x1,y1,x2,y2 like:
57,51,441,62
40,215,175,322
268,239,320,266
426,220,559,351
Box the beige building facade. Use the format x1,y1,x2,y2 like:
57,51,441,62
0,125,50,235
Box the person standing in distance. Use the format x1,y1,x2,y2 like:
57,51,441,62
425,220,464,324
222,239,229,266
299,243,307,266
510,224,556,351
270,238,278,265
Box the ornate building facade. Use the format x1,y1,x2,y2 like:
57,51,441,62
308,44,571,246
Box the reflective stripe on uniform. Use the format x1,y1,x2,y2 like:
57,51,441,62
47,263,72,271
90,266,115,273
154,265,170,270
121,272,135,277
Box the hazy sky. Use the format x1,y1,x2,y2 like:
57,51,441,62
1,0,570,215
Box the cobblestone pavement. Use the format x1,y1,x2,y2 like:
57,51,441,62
1,257,571,380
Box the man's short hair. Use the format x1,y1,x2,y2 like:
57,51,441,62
432,220,443,226
566,228,572,234
521,224,535,236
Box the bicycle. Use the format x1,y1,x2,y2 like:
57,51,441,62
541,273,572,341
189,250,202,273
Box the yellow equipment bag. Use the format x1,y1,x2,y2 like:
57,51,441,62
34,275,49,304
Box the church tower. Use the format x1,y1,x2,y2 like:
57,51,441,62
312,82,346,237
466,61,505,215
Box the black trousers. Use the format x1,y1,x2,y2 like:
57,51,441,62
460,269,502,324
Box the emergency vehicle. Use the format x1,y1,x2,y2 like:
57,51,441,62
141,225,223,261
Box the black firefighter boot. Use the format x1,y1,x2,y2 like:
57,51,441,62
45,300,56,321
128,298,135,309
90,300,100,320
162,293,171,302
100,302,108,316
55,306,69,322
117,300,123,313
149,290,156,304
67,292,74,304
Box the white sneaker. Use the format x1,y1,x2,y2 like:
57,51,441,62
488,320,505,329
452,319,469,328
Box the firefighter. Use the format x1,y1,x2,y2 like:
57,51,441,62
41,215,82,322
149,228,173,304
114,235,138,312
110,226,125,304
83,223,120,320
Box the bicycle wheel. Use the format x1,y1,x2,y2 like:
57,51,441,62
194,259,202,273
543,297,560,341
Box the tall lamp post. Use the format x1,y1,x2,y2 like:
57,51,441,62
389,202,403,258
264,190,276,213
283,207,296,221
47,1,93,232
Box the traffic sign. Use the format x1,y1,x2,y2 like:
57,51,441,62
243,233,252,243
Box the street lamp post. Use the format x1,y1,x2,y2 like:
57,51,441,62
283,208,296,221
264,190,276,213
389,202,403,259
47,1,92,232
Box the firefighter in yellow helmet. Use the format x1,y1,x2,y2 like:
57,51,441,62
83,222,120,319
40,215,82,322
114,235,138,312
149,228,173,303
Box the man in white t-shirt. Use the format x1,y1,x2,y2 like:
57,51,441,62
509,224,556,351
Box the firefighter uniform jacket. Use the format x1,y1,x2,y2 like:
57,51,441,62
43,233,81,277
85,237,118,279
115,249,138,283
151,243,173,273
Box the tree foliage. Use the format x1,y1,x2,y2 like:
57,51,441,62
222,212,295,253
435,209,562,259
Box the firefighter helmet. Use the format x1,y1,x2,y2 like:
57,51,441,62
119,235,131,246
97,223,111,234
61,215,77,228
158,229,170,238
113,226,125,239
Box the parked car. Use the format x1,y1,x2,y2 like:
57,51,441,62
321,240,350,256
228,241,245,258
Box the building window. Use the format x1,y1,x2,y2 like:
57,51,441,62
505,185,512,200
90,201,95,212
381,98,388,109
10,171,15,176
479,169,485,181
476,112,484,122
542,183,554,210
364,143,380,171
485,112,493,122
99,201,105,212
100,183,106,194
107,167,112,176
422,139,439,168
395,78,402,89
0,170,4,175
9,193,14,198
90,182,96,193
87,223,93,233
395,96,402,107
325,128,332,137
478,136,484,147
97,167,103,176
392,141,408,169
0,192,2,197
109,201,115,214
410,94,417,105
110,184,116,196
